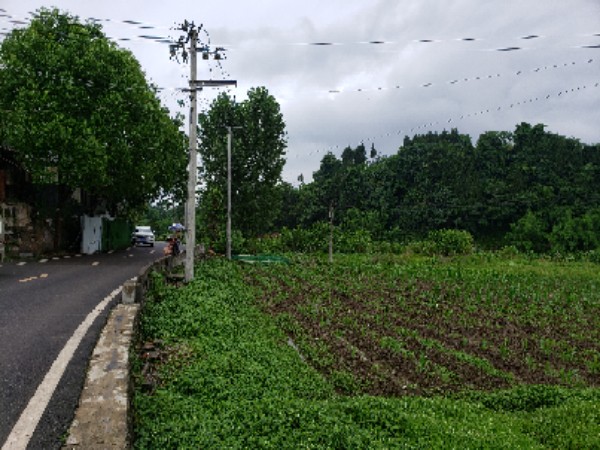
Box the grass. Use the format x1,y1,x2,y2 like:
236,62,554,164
132,254,600,449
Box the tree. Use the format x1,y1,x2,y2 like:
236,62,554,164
199,88,287,240
0,8,187,215
394,129,476,235
312,152,343,213
473,130,516,236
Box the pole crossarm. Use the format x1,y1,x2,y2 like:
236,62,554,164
190,80,237,88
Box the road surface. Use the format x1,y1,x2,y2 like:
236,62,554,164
0,243,165,449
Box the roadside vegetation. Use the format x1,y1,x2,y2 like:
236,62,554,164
132,250,600,448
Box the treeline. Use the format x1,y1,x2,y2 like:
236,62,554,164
274,122,600,253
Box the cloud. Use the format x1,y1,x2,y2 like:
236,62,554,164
2,0,599,185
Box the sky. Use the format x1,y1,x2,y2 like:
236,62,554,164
1,0,599,184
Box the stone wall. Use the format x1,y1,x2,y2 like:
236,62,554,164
0,201,55,259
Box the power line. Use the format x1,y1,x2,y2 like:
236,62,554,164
296,80,600,160
2,7,599,49
324,57,597,96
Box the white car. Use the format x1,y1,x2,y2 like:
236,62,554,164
131,226,155,247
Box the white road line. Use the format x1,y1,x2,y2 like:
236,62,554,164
1,287,122,450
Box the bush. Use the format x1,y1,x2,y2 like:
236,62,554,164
550,210,600,253
247,234,284,254
476,385,568,412
372,240,407,254
497,245,520,259
583,248,600,264
204,229,246,255
507,210,550,254
423,229,474,256
335,229,373,253
280,222,330,253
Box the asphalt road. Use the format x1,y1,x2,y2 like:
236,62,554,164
0,243,165,449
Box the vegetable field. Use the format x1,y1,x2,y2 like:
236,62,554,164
133,254,600,448
247,254,600,396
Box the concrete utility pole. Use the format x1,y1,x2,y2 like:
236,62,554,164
225,126,242,260
226,127,232,260
185,28,198,282
328,204,334,264
171,21,236,281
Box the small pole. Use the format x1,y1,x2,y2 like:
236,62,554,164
226,126,232,260
328,204,334,264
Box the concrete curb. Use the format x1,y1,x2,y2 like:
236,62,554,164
62,303,140,449
61,254,184,449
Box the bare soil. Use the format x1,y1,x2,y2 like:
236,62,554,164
248,266,600,397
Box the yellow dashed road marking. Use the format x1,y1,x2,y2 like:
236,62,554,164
19,276,38,283
18,273,49,283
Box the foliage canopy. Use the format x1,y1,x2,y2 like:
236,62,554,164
280,124,600,253
0,8,187,214
198,88,287,240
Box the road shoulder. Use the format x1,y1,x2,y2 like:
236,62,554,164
62,303,140,449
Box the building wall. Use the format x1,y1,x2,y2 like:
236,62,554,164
0,202,55,258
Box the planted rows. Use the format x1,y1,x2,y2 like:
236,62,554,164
245,254,600,396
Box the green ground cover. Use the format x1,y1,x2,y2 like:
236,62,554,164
132,255,600,449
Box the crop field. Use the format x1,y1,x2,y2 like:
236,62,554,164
132,254,600,448
246,254,600,396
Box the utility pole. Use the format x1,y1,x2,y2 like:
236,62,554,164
185,27,198,282
225,126,242,260
226,127,232,260
170,21,236,281
328,203,334,264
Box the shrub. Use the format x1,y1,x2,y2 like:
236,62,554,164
474,385,568,412
204,229,246,255
424,229,474,256
335,229,373,253
280,222,330,253
583,248,600,264
497,245,520,259
507,210,550,254
550,210,600,253
244,234,285,254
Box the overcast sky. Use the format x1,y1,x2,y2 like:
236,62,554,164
2,0,599,183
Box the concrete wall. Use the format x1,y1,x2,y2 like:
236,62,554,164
0,201,55,258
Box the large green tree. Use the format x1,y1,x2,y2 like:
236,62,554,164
198,88,287,240
0,8,187,214
279,123,600,251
